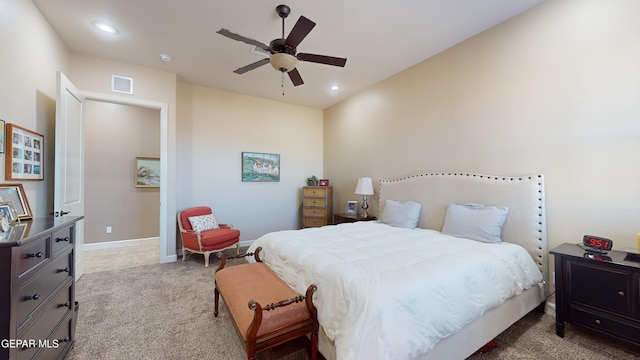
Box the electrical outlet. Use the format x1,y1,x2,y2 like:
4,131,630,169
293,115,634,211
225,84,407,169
106,226,112,234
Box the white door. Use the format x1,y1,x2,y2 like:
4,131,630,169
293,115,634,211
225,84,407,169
55,72,85,280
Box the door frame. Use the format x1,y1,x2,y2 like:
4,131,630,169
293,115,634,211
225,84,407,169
83,91,176,263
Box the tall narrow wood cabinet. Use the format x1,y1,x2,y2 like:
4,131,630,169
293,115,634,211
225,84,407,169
302,186,333,228
0,216,83,360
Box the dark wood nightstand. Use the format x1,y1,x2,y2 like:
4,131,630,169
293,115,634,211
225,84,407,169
550,243,640,349
334,213,376,224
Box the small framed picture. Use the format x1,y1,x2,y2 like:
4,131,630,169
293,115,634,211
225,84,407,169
0,184,32,220
345,200,358,215
319,179,329,186
0,201,18,222
0,119,5,154
135,157,160,188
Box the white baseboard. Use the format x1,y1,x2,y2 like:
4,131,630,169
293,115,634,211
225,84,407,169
84,237,159,251
85,238,252,257
546,301,556,316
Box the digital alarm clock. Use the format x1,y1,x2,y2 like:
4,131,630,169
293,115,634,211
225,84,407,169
580,235,613,253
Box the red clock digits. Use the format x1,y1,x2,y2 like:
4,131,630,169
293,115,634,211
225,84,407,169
582,235,613,251
589,238,602,248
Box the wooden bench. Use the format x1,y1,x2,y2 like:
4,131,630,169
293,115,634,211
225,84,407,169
214,247,319,360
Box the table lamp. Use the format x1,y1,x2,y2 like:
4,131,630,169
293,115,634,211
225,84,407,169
354,177,374,218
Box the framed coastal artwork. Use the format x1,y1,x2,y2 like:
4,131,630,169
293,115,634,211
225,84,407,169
5,124,44,181
134,157,160,188
242,152,280,182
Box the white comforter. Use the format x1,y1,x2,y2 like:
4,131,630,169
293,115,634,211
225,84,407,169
247,222,543,360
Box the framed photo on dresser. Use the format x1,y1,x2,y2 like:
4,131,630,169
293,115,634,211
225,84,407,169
0,184,32,220
345,200,358,215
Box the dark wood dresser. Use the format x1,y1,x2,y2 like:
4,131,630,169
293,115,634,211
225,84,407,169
0,216,83,360
551,243,640,349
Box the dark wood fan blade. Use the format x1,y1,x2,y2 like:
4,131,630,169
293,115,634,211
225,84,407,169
217,28,271,52
285,16,316,48
297,53,347,67
233,58,270,74
288,68,304,86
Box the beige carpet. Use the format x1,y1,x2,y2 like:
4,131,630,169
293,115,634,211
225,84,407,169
68,254,640,360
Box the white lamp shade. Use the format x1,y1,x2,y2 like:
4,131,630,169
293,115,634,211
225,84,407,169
354,177,374,195
270,53,297,72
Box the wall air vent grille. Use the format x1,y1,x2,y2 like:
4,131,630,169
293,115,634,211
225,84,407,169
112,75,134,94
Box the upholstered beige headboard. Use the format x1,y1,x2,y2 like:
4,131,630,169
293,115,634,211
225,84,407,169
379,172,548,294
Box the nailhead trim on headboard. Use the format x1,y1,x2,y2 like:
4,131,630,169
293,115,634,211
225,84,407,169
379,172,548,296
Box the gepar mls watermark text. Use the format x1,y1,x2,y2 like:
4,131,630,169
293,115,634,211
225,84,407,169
1,339,60,349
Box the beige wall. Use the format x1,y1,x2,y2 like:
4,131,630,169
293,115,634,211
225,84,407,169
0,0,69,217
84,101,160,244
176,82,324,240
324,0,640,253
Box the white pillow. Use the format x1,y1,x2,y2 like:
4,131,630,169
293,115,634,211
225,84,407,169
188,214,220,232
441,203,508,243
378,200,422,229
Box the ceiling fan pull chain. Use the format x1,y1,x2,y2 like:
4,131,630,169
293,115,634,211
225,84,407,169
281,72,285,96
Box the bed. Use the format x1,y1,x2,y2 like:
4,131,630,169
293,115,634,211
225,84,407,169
247,172,548,360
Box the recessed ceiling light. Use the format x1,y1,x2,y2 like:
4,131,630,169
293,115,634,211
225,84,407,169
160,53,173,62
93,21,118,34
330,85,340,91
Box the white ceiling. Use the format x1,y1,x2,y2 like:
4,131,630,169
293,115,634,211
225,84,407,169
33,0,543,109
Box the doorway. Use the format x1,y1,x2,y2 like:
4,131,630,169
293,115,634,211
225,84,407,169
83,100,160,271
81,91,175,265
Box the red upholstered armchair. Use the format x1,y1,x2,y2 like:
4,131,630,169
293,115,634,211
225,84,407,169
177,206,240,267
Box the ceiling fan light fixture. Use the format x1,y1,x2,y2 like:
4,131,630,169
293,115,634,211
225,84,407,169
217,4,346,87
270,53,297,72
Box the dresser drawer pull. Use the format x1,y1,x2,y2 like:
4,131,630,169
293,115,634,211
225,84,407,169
594,319,601,325
58,267,70,273
618,291,625,296
56,236,70,243
60,301,71,308
26,251,44,258
58,337,71,343
26,293,40,301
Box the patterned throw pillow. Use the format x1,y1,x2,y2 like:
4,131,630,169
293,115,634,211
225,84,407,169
188,214,220,232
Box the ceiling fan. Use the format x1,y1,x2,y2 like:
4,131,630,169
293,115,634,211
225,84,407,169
216,4,347,87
